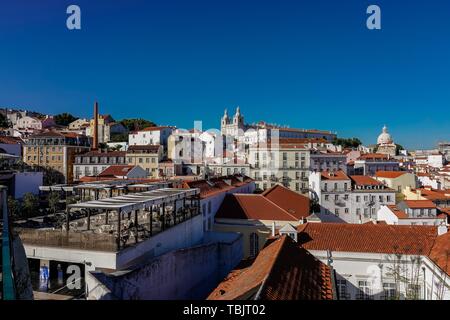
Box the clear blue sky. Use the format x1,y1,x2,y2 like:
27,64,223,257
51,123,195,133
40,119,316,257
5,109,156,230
0,0,449,149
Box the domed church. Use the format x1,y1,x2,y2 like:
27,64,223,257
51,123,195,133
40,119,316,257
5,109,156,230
376,125,397,156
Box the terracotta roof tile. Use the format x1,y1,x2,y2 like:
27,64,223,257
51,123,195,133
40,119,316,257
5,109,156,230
350,175,383,186
297,223,437,256
183,175,253,199
320,170,350,181
374,171,408,178
98,165,136,177
207,235,334,300
261,184,310,219
215,194,302,221
403,200,437,209
428,232,450,276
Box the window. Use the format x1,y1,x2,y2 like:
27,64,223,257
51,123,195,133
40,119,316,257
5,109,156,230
296,183,300,191
387,195,391,202
383,283,397,300
379,195,383,202
345,208,349,214
335,208,339,216
357,281,373,300
249,233,259,257
356,208,361,215
325,195,329,201
337,279,349,300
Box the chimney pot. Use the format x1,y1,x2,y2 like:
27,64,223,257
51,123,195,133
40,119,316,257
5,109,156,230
437,224,448,236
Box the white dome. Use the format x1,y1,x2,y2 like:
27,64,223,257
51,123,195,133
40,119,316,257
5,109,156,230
377,125,393,145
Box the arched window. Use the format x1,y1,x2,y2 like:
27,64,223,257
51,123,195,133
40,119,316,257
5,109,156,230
249,232,259,257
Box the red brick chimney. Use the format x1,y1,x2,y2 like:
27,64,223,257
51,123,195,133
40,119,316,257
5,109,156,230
92,101,99,151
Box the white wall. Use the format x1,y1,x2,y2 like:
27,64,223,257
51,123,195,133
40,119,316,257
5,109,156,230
310,250,450,300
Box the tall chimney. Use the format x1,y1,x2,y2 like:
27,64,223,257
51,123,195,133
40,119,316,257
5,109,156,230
92,101,99,150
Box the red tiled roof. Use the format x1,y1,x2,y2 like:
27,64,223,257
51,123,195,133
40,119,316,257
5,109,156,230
77,150,126,157
350,175,383,186
0,136,23,144
403,200,437,209
297,223,438,256
183,175,253,199
428,232,450,276
320,170,350,181
207,235,334,300
358,153,390,160
215,194,302,221
415,188,450,201
98,165,136,177
261,184,310,219
127,145,161,153
386,205,408,219
375,171,408,178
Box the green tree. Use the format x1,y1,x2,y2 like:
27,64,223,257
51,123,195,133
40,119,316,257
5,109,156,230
120,118,156,132
7,196,22,220
22,193,39,218
54,113,78,126
333,137,362,148
48,192,61,214
110,133,129,143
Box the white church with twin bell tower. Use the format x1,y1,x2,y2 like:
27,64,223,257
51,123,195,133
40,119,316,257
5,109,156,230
221,106,245,136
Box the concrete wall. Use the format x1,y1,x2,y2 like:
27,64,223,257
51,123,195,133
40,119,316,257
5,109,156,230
116,214,205,269
87,231,243,300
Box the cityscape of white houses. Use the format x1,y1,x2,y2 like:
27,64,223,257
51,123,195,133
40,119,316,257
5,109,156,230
309,170,396,223
1,104,449,301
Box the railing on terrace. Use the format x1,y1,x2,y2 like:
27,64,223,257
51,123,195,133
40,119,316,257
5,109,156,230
18,205,201,252
17,228,118,252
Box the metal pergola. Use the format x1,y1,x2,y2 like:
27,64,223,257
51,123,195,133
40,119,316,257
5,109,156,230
66,188,201,250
